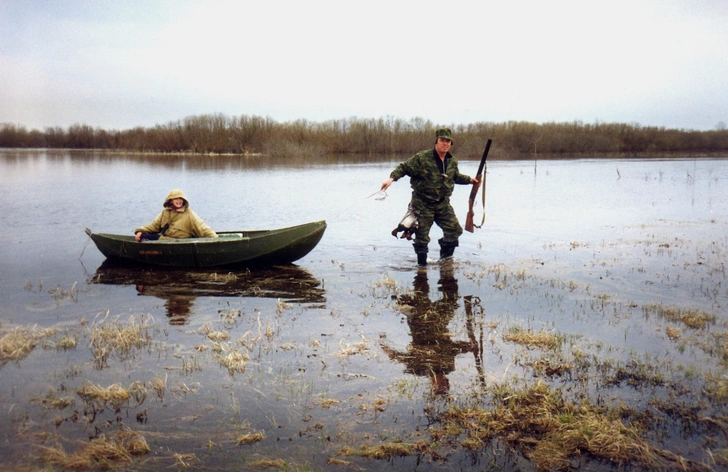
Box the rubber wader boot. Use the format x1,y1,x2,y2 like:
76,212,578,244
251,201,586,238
413,244,428,266
439,239,459,259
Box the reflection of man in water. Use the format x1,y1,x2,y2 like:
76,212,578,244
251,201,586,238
136,285,195,325
381,263,483,395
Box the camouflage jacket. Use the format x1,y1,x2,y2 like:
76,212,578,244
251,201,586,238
390,149,472,203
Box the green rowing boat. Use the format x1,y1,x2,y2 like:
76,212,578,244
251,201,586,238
85,220,326,268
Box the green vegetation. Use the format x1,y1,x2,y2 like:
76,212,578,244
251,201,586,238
2,114,728,157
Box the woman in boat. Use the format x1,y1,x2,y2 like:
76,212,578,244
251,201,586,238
134,189,218,241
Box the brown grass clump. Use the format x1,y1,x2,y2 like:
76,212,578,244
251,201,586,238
319,398,341,408
200,322,230,342
333,338,370,358
56,335,78,350
248,458,285,468
436,381,702,471
149,374,166,402
236,431,265,445
503,327,561,350
703,374,728,404
0,325,55,363
172,453,198,468
339,440,431,460
77,381,147,410
532,359,573,377
30,391,74,410
88,312,155,368
665,325,681,340
643,303,716,329
39,426,149,470
217,350,249,375
714,449,728,467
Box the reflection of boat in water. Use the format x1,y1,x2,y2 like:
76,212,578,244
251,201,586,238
85,220,326,268
88,260,326,324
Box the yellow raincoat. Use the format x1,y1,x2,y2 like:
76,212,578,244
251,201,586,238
134,189,218,239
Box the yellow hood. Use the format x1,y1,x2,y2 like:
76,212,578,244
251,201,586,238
163,189,189,209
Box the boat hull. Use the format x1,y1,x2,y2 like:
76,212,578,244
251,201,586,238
85,220,326,268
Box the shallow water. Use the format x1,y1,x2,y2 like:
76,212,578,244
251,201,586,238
1,150,728,470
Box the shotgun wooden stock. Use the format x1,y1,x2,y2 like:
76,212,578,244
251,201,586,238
464,139,492,232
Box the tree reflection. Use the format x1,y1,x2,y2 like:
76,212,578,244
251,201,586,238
382,263,485,396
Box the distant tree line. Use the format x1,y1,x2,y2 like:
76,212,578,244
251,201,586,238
2,114,728,158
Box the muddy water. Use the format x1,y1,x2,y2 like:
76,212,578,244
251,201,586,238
1,150,727,470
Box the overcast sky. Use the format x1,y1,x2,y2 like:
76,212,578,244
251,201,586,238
1,0,727,131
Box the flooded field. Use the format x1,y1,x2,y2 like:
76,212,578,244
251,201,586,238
1,150,727,471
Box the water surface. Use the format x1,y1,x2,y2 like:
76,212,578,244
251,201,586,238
1,150,727,470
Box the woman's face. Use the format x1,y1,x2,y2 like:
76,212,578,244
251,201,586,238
170,198,185,209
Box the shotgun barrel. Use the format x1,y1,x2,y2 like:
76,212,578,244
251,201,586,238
464,139,492,232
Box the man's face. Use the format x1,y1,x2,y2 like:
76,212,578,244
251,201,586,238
435,137,452,155
171,198,185,209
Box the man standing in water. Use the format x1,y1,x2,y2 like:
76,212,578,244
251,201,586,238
381,128,480,266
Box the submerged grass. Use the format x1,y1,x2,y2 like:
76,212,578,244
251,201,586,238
39,426,150,470
339,440,432,460
236,431,265,445
433,381,709,471
217,349,249,375
87,312,156,368
0,325,55,363
200,322,230,342
643,303,716,329
77,381,147,410
7,223,728,471
248,458,286,468
503,326,562,350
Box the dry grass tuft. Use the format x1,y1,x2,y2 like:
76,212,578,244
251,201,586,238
665,325,681,340
332,338,370,358
77,381,147,409
503,327,561,350
56,335,78,350
217,349,249,375
714,448,728,466
219,308,241,328
339,440,431,460
236,431,265,445
319,398,341,409
0,325,55,363
275,298,292,314
436,381,703,471
200,322,230,342
171,453,198,468
643,303,716,329
30,390,74,410
88,312,155,368
149,374,166,402
248,457,285,468
370,272,399,297
704,374,728,404
532,359,573,377
39,426,149,470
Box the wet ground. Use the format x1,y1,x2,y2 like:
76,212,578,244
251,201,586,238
1,151,727,470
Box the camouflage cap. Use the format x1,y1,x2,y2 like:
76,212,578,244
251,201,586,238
435,128,453,141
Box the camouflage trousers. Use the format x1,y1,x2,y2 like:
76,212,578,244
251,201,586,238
411,196,463,247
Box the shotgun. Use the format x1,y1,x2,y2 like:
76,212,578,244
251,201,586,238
464,139,492,233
